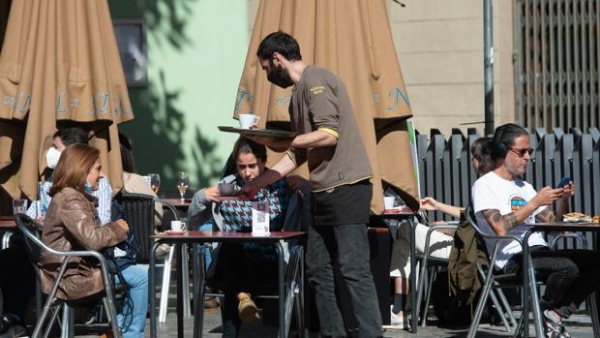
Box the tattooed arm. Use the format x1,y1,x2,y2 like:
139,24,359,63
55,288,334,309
482,186,566,235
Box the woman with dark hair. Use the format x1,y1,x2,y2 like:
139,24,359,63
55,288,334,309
118,133,163,228
472,123,600,337
188,137,310,337
41,144,148,338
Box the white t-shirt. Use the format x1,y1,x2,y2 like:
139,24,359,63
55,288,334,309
472,171,548,269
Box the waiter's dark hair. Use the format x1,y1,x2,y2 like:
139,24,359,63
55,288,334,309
257,31,302,62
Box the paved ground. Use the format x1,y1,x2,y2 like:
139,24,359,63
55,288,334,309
149,306,596,338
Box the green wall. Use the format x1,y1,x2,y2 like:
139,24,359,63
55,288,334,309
108,0,248,196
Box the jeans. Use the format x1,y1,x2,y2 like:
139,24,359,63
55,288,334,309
505,248,600,318
116,264,148,338
307,223,383,338
197,223,213,270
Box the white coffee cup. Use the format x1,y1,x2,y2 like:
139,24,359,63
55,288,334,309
170,220,186,232
383,196,395,210
239,114,260,129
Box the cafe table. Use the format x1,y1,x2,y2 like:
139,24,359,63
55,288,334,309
371,209,419,333
520,222,600,337
148,230,307,338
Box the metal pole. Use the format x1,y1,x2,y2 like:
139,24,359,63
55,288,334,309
484,0,494,135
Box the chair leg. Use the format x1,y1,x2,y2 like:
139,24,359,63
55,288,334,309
181,244,191,317
588,292,600,337
102,296,121,338
467,267,498,338
159,247,175,322
60,304,74,338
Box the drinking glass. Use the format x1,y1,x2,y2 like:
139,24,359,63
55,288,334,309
149,173,161,194
176,171,189,201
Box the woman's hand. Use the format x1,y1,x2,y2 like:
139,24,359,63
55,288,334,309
420,197,440,211
115,219,129,232
204,186,220,202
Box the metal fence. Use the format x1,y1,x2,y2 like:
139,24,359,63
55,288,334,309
514,0,600,131
415,127,600,228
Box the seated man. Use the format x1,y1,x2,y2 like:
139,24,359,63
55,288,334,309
188,137,310,338
473,123,600,337
27,127,112,225
388,137,492,328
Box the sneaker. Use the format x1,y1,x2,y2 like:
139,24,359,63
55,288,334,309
237,292,261,325
543,310,570,338
384,305,407,329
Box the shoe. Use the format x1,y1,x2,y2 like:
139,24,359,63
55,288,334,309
383,305,407,329
99,326,123,338
237,292,261,325
543,310,570,338
204,296,220,310
0,325,28,338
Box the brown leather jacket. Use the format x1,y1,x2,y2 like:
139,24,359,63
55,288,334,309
40,187,128,301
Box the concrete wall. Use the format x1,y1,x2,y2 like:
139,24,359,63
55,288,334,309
388,0,514,136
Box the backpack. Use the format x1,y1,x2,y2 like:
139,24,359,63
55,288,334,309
447,206,489,308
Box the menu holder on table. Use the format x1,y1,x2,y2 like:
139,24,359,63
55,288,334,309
218,126,297,139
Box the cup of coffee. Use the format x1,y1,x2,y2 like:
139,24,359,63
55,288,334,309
12,199,28,215
238,114,260,129
170,220,186,232
218,182,235,196
383,196,395,210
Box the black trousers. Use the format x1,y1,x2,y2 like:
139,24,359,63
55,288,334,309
505,247,600,318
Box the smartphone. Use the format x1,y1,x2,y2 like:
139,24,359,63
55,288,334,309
556,177,571,189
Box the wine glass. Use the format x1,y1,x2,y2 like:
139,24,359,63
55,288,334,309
176,171,189,201
148,173,161,194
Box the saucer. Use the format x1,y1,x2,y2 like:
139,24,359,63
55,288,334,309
165,230,186,235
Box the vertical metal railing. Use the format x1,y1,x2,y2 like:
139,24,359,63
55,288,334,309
515,0,599,132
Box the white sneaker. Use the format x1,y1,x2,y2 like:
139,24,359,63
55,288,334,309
384,305,407,329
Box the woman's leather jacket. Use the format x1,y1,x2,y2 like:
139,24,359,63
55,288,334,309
40,187,128,301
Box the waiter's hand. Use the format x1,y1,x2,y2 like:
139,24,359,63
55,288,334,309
240,180,261,200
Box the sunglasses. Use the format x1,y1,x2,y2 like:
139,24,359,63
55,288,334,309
508,147,534,157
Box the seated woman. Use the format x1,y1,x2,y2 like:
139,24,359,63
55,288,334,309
473,123,600,337
188,137,310,338
40,144,148,338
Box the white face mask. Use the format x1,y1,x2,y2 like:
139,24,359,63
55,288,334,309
45,147,61,169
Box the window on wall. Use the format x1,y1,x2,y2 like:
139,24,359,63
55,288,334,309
514,0,599,132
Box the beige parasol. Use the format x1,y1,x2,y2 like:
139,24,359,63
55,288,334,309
234,0,419,212
0,0,133,201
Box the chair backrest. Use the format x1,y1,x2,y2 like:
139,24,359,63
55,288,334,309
14,213,44,267
157,198,180,232
119,193,155,264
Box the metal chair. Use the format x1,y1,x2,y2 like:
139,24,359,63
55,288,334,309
154,198,192,322
465,207,600,338
14,213,120,338
119,193,192,322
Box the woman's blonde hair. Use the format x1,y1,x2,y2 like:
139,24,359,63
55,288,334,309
49,144,100,197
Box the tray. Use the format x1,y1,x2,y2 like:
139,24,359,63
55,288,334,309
218,126,297,139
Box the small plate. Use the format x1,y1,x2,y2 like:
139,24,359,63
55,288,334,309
165,230,186,235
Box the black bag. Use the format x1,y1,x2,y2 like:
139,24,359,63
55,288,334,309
104,232,139,273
